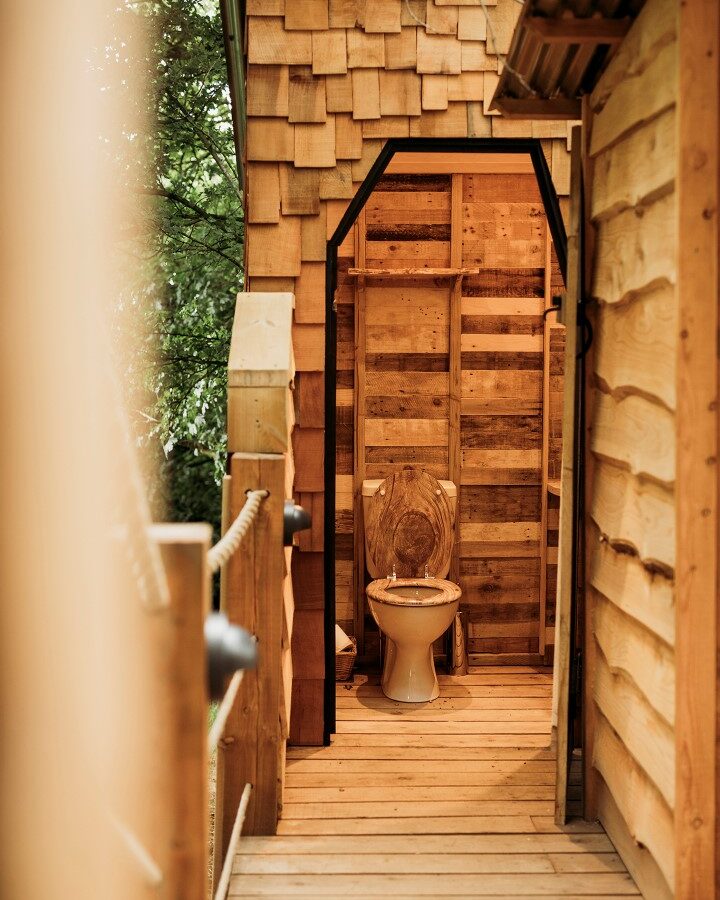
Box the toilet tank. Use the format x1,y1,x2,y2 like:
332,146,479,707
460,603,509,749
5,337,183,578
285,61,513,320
362,477,457,579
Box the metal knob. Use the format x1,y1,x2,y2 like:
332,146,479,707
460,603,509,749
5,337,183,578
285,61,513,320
205,612,257,700
283,500,311,546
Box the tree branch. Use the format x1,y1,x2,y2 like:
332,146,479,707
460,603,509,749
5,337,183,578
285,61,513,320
140,186,228,222
167,90,243,204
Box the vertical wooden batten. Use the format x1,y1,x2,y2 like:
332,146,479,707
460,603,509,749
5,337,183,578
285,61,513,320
554,125,582,825
449,173,463,588
580,94,600,824
538,224,552,657
675,0,719,893
353,210,367,656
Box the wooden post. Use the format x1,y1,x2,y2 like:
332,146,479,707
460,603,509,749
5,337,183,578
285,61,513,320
150,523,211,900
213,290,295,860
676,1,719,893
219,453,286,839
554,126,582,825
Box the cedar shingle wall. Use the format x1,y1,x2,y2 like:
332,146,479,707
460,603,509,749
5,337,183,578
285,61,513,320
244,0,574,742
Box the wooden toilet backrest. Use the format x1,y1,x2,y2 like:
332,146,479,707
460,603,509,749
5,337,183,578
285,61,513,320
364,468,453,578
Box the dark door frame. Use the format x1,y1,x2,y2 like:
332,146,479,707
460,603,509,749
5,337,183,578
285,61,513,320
322,136,568,743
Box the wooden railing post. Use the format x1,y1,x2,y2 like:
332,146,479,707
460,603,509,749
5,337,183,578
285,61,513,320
214,291,295,856
149,522,211,900
221,454,286,839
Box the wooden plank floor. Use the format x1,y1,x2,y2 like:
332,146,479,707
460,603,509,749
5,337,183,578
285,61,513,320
230,668,639,897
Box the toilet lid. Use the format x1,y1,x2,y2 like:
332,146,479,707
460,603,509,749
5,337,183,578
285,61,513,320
364,468,453,579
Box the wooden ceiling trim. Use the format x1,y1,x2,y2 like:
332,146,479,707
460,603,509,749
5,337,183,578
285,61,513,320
491,0,645,118
385,152,536,175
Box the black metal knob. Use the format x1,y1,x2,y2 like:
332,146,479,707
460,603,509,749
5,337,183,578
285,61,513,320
283,499,311,546
205,612,257,700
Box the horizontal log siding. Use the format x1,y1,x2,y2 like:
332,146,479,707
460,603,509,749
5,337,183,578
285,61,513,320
585,0,676,894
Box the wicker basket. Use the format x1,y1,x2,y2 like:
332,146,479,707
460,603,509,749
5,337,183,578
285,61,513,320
335,637,357,682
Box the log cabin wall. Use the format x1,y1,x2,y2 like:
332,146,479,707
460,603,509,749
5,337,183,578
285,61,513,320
335,167,566,665
243,0,574,743
583,0,676,895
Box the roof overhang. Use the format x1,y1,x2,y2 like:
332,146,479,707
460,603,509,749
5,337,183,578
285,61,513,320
491,0,645,119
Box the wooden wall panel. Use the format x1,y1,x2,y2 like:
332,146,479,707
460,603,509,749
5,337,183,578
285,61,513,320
333,170,562,662
244,0,576,739
459,175,549,661
583,0,677,893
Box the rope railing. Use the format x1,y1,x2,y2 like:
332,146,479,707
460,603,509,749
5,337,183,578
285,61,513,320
207,489,268,574
213,783,253,900
109,810,164,889
208,669,245,755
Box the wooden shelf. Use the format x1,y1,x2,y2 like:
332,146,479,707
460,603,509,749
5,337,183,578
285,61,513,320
547,480,561,496
348,267,481,278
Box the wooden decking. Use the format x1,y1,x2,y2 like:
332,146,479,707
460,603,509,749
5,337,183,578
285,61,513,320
230,668,639,897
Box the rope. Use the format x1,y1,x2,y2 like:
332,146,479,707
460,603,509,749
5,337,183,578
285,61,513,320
110,811,163,888
208,669,245,755
213,783,253,900
207,489,269,574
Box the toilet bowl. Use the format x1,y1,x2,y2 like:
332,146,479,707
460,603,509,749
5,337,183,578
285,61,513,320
368,577,460,701
362,468,462,703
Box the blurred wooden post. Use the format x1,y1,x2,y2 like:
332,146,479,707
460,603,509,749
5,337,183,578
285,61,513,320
215,291,295,861
150,522,212,900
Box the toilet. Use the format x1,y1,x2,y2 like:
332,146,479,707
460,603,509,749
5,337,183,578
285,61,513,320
362,468,462,702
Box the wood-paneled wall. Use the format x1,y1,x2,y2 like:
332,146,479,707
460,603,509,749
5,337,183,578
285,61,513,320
336,169,565,664
584,0,676,895
243,0,575,742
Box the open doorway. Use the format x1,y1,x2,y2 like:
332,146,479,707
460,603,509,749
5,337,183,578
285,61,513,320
323,138,569,744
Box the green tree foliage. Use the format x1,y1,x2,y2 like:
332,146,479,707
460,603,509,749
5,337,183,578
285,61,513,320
119,0,243,536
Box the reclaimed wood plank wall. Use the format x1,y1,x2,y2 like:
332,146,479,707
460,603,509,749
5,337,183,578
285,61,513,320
243,0,574,743
583,0,676,896
336,170,566,665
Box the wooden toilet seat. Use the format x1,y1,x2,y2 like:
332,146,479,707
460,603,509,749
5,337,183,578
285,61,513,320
366,576,461,607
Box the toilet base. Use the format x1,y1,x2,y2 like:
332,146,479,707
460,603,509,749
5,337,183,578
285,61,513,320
381,641,440,703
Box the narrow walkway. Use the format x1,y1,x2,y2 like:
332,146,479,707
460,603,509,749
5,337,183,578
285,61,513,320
230,668,639,897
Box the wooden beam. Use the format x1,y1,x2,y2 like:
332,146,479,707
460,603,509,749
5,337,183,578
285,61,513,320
490,97,582,120
675,0,719,894
525,16,631,45
348,267,481,277
385,152,535,175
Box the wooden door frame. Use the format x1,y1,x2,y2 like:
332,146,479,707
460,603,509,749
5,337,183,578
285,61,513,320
675,2,719,894
322,137,568,743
